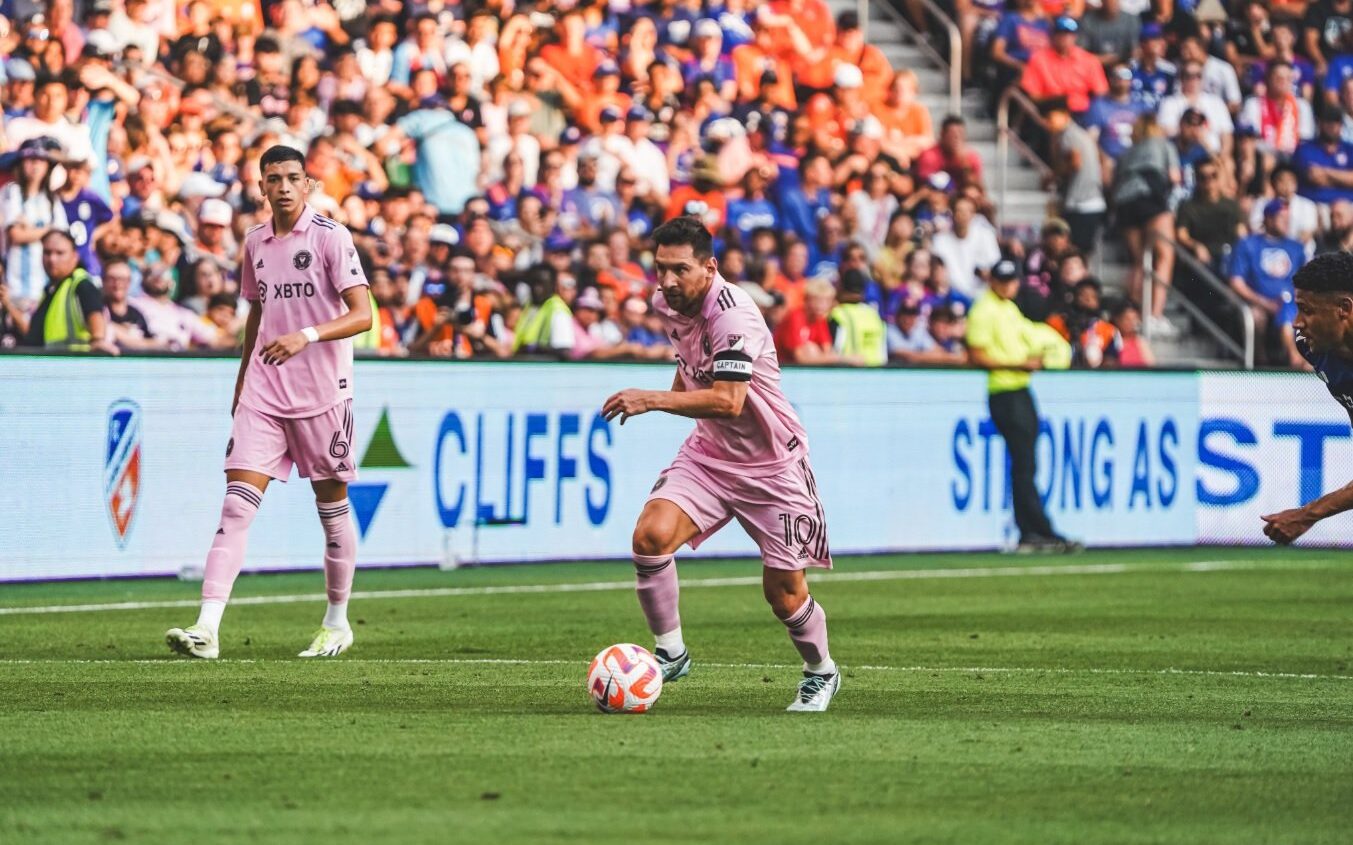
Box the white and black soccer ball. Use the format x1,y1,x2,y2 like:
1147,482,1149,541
587,643,663,714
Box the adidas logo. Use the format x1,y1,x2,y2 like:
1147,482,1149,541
327,541,340,549
335,461,350,472
216,528,225,535
255,258,264,269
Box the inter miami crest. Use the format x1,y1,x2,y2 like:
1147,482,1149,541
105,399,142,549
293,250,313,270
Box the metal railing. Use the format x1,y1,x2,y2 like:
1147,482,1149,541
873,0,962,116
1148,233,1255,369
995,85,1054,222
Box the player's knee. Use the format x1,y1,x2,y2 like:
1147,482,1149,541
631,520,677,558
763,579,807,620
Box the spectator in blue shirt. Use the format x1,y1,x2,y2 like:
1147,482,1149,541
990,0,1050,85
777,153,834,245
1130,24,1177,109
392,105,481,217
726,168,780,245
56,156,113,279
1229,200,1306,366
682,20,737,102
1085,64,1150,162
1293,106,1353,205
560,154,624,237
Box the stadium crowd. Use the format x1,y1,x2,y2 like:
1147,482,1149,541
32,0,1345,369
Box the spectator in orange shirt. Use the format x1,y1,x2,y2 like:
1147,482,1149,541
1046,277,1119,368
732,20,797,109
805,64,874,144
769,239,812,312
765,0,837,89
1021,17,1109,116
665,157,728,233
540,9,603,100
832,12,893,105
580,62,633,133
773,278,840,363
874,69,935,165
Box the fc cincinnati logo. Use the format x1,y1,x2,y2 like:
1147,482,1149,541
105,399,142,549
293,250,313,270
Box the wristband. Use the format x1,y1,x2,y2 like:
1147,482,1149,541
301,326,320,343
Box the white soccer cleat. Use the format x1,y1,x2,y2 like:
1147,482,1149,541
786,671,841,712
298,626,354,658
165,625,219,659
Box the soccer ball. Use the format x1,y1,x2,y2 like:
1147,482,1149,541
587,643,663,714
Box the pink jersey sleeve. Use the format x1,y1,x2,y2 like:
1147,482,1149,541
707,302,769,382
323,225,369,296
239,234,259,301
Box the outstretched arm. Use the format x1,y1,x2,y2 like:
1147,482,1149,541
1262,480,1353,544
603,379,746,425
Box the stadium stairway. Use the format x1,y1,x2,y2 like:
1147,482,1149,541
840,0,1052,228
848,1,1235,365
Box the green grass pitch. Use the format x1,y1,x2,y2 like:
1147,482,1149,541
1,548,1351,844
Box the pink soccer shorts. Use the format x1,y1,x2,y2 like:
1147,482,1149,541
647,447,832,570
224,399,357,483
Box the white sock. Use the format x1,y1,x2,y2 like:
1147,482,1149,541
805,657,837,676
655,627,685,657
323,600,350,630
196,599,226,636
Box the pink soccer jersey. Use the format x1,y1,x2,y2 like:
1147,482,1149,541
653,275,809,468
238,205,369,418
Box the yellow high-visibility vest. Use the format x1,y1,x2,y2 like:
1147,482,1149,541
43,267,94,351
829,302,887,366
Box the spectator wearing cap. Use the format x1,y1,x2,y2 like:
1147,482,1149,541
931,195,1001,299
1,137,68,309
774,277,839,364
1085,64,1149,172
1022,17,1109,117
886,295,937,362
1293,106,1353,205
1158,62,1235,158
1077,0,1140,68
55,154,113,279
581,61,632,134
803,64,873,145
1129,23,1176,111
990,0,1051,88
192,198,235,267
1240,61,1315,157
831,12,892,106
1047,98,1107,255
1176,158,1247,275
965,257,1076,552
4,58,37,119
915,116,984,192
623,106,670,202
1178,36,1242,115
828,269,887,366
683,19,737,103
1228,200,1306,366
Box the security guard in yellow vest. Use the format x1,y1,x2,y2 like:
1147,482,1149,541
828,269,887,366
512,266,575,356
22,230,117,354
353,288,383,353
965,258,1077,553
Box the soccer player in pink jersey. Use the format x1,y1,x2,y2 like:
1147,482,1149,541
602,217,840,711
166,145,372,660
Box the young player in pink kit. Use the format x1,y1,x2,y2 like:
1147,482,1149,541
603,217,840,711
166,145,372,660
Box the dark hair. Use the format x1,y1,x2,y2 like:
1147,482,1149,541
1271,163,1299,183
34,73,65,90
941,115,965,132
652,216,714,259
207,292,237,311
1294,251,1353,294
42,228,78,250
259,144,305,174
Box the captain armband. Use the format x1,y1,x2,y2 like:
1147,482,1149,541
712,349,753,382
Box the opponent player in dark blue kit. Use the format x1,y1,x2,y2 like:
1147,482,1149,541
1262,252,1353,544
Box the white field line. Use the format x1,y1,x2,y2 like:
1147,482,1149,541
0,559,1338,617
0,657,1347,682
